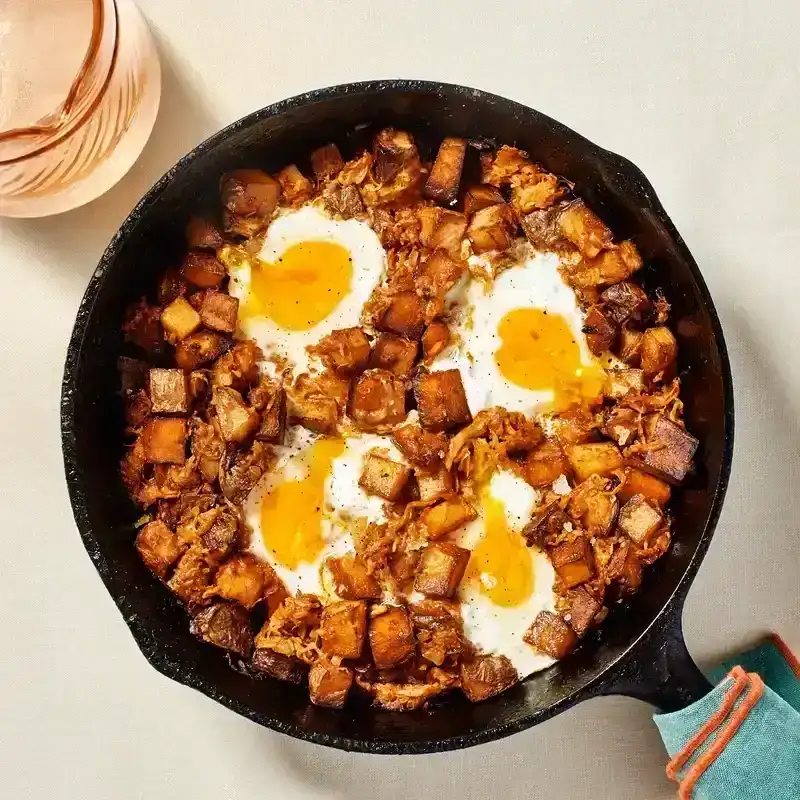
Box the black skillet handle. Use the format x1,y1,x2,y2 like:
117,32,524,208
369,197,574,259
596,598,713,712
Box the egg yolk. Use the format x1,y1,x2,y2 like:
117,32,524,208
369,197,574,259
260,437,345,570
495,307,606,411
465,489,534,607
243,240,353,330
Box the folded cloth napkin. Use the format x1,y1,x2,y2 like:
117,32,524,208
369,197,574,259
654,636,800,799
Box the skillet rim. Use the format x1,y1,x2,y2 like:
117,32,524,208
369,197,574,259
60,78,735,754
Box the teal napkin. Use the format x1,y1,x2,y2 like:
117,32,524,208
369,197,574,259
654,636,800,799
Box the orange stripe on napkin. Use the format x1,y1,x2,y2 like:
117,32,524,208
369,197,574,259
771,634,800,680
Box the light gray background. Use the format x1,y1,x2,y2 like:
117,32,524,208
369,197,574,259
1,1,798,797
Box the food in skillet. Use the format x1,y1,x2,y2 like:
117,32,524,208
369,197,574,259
119,129,698,710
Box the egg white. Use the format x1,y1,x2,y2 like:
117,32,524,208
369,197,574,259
228,204,386,377
433,246,596,417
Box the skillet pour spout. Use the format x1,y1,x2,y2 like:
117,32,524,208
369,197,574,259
61,80,733,754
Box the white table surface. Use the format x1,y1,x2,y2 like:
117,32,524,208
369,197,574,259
1,1,799,797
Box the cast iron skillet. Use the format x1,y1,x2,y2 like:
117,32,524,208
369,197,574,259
61,80,734,754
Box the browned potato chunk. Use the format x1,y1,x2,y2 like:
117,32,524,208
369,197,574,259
602,406,639,447
525,440,569,487
618,494,663,544
424,137,468,204
463,184,505,216
348,369,406,431
309,327,371,374
570,241,643,288
421,321,451,362
123,299,163,353
606,368,645,400
136,520,183,578
220,169,280,218
607,540,644,594
323,184,364,219
467,203,517,254
524,610,577,658
200,507,240,560
199,291,239,334
641,326,678,380
416,467,454,501
378,291,425,339
320,600,368,659
567,480,619,537
414,542,470,598
209,553,267,609
369,606,415,669
392,423,448,468
148,368,189,414
328,554,382,600
565,442,624,482
185,216,224,250
219,441,271,504
309,660,353,709
618,327,644,364
413,369,471,432
337,151,372,186
418,207,467,255
558,200,613,258
161,296,202,344
255,386,287,444
520,206,565,250
168,544,213,609
480,145,530,185
560,587,603,637
369,333,418,376
287,374,341,434
460,655,519,702
551,536,594,588
174,331,227,370
212,387,259,443
371,682,444,711
551,407,599,446
418,250,466,318
181,251,226,288
251,648,308,684
310,143,344,181
510,171,562,214
358,452,411,500
275,163,313,206
619,467,671,507
420,496,477,538
583,305,618,355
190,601,253,658
410,599,465,665
142,417,187,464
644,417,698,483
600,281,650,324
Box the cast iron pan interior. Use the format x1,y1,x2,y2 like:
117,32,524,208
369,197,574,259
61,80,734,753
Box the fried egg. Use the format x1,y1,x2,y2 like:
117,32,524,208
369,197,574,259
433,246,607,416
228,204,386,376
245,427,404,596
455,469,558,677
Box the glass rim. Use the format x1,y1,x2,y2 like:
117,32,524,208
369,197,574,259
0,0,119,167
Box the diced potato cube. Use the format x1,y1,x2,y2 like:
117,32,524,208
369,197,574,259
605,368,645,400
423,137,468,205
199,291,239,333
368,606,415,669
136,520,184,578
358,452,411,500
463,184,504,216
413,369,471,432
181,251,227,288
212,387,259,443
460,655,519,702
369,333,418,376
142,417,187,464
310,143,344,181
520,206,565,250
560,587,602,637
287,374,341,434
607,541,644,594
525,440,569,487
219,169,280,218
123,299,164,353
618,327,644,364
250,648,308,684
583,305,617,355
167,544,212,609
524,610,577,658
348,369,406,431
418,207,467,255
410,599,465,665
174,331,227,370
551,407,599,446
644,417,698,483
200,508,240,560
337,151,372,186
185,217,224,250
275,164,314,206
618,494,664,544
418,250,466,316
190,601,253,658
619,467,671,506
420,496,477,538
641,326,678,380
149,368,189,414
255,387,287,444
565,442,624,482
320,600,368,659
328,554,382,600
602,406,639,447
568,481,619,537
379,291,425,339
209,553,266,609
570,242,642,288
467,202,517,254
309,327,371,374
161,296,202,343
391,424,448,468
421,321,451,362
511,171,562,214
415,467,453,501
600,281,650,324
323,184,364,219
558,200,613,258
414,542,470,598
550,536,594,588
309,660,353,709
